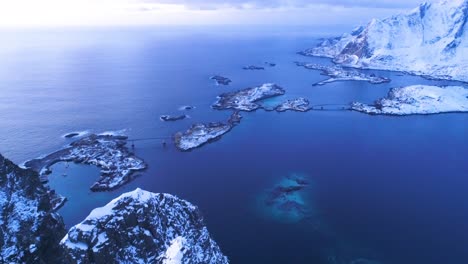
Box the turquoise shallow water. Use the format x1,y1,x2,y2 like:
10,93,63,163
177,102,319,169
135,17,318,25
0,26,468,263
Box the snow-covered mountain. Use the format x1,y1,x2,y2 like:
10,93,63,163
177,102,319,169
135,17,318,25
0,154,66,263
302,0,468,82
0,154,228,263
61,188,229,264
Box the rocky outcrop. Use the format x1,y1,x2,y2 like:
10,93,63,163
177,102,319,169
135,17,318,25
210,75,232,86
351,85,468,115
160,115,188,122
0,154,66,264
61,188,229,264
24,134,147,192
295,62,390,86
212,83,286,112
242,65,265,70
302,0,468,82
174,112,242,151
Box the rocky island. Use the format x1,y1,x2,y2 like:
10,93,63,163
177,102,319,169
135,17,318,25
160,114,188,122
274,98,312,112
61,188,228,264
351,85,468,115
24,134,147,192
243,65,265,70
174,111,242,151
211,75,232,85
179,105,195,111
295,62,390,86
212,83,286,111
0,154,66,263
300,0,468,82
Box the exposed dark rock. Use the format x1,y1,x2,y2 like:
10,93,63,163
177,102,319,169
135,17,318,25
0,154,67,264
243,65,265,70
211,75,232,85
64,133,79,138
160,115,187,122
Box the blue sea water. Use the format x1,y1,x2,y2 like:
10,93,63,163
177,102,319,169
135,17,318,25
0,26,468,264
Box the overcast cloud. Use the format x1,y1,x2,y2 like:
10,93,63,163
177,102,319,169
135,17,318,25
141,0,425,9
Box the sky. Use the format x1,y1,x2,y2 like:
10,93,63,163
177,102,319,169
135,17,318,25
0,0,427,27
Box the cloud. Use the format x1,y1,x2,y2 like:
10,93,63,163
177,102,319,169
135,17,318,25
139,0,425,10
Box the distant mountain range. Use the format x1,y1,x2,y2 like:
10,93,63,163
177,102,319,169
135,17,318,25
302,0,468,82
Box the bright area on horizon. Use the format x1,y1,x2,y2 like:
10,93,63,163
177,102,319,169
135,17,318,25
0,0,427,27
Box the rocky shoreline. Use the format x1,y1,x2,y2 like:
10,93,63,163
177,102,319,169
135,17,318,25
24,134,147,192
351,85,468,115
295,62,390,86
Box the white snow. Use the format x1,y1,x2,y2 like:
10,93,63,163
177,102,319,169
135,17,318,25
352,85,468,115
85,188,155,220
307,0,468,82
162,236,186,264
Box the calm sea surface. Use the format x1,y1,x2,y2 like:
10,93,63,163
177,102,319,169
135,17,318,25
0,26,467,264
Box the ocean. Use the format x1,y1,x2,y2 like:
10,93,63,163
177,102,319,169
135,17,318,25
0,25,467,264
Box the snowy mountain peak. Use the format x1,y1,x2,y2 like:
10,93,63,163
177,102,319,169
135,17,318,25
61,188,228,263
302,0,468,82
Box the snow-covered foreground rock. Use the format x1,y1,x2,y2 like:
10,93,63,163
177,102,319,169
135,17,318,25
61,188,229,264
295,62,390,86
174,112,242,151
25,134,147,192
212,83,285,111
0,154,66,263
302,0,468,82
352,85,468,115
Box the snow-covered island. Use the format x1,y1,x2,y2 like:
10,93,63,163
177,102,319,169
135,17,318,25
0,154,66,263
212,83,286,111
211,75,232,85
174,111,242,151
295,62,390,86
24,134,147,192
351,85,468,115
61,188,228,264
274,98,312,112
300,0,468,82
160,114,187,122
